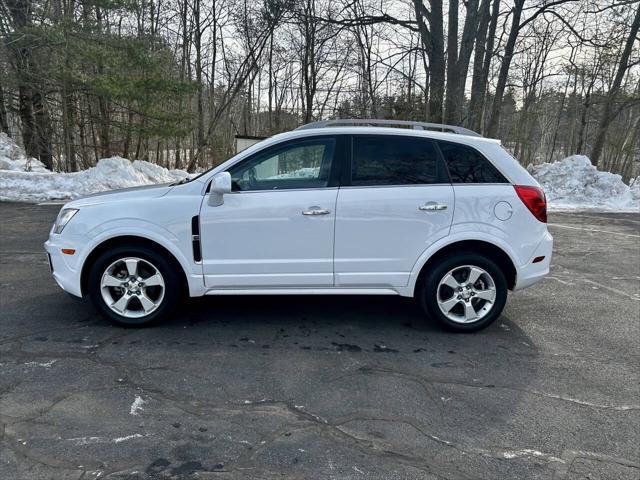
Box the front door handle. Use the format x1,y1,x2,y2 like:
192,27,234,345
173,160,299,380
302,207,331,216
419,202,448,211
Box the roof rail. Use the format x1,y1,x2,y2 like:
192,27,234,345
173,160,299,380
295,119,482,137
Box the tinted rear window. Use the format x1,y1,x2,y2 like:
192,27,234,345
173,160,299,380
438,141,508,183
352,136,443,186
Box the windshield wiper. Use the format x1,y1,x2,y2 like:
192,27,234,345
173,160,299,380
170,178,191,186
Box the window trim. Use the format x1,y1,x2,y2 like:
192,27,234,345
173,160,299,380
435,139,510,185
343,134,450,187
225,135,346,193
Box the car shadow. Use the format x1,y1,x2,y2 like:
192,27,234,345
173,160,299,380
172,293,537,354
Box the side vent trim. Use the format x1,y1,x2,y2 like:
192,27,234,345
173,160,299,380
191,215,202,263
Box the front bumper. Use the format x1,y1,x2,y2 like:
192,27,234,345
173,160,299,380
44,238,83,297
513,231,553,291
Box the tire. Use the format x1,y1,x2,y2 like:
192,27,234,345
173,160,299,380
418,252,507,332
87,245,181,327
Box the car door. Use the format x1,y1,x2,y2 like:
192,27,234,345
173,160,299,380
334,134,455,288
199,135,344,288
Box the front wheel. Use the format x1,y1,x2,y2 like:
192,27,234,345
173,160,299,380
418,253,507,332
88,246,181,327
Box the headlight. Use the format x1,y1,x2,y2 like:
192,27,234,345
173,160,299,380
53,208,78,234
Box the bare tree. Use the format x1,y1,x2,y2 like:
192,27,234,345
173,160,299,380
590,1,640,166
443,0,480,125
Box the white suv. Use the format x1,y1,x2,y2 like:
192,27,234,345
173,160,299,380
45,120,552,332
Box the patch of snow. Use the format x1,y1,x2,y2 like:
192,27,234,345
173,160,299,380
501,449,564,463
430,434,453,446
0,134,190,202
531,390,639,411
113,433,144,443
242,398,269,404
529,155,639,212
24,360,57,368
68,434,144,445
0,157,190,203
129,395,146,415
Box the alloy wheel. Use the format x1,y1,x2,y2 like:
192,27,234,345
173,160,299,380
100,257,165,318
436,265,497,324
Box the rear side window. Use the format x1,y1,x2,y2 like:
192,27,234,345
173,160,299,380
438,141,508,183
351,136,444,186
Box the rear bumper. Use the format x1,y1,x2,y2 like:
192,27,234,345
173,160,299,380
44,238,83,297
513,231,553,291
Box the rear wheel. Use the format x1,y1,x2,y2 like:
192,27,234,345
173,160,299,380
88,246,180,327
418,253,507,332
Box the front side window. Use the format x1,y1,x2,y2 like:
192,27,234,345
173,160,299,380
229,138,336,191
438,141,508,183
351,136,443,186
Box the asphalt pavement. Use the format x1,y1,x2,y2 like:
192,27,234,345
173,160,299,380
0,202,639,479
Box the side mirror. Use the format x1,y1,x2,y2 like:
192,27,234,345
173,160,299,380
208,171,232,206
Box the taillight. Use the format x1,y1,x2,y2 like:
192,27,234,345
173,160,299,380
514,185,547,223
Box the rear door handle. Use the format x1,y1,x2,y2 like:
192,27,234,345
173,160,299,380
302,207,331,216
419,202,448,211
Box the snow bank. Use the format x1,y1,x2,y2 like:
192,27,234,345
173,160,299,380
528,155,639,212
0,133,49,172
268,166,320,179
0,134,190,203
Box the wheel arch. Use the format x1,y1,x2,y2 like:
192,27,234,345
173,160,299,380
413,239,517,296
80,235,189,297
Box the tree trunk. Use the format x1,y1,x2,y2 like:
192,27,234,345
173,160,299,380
31,91,53,169
98,96,110,158
78,100,88,169
18,85,38,160
468,0,494,132
194,0,205,152
444,0,479,125
86,93,100,163
590,2,640,166
414,0,445,123
576,90,591,154
478,0,500,133
485,0,524,138
444,0,459,123
6,0,42,162
268,32,274,131
123,108,134,160
0,82,9,134
62,88,77,171
301,1,316,124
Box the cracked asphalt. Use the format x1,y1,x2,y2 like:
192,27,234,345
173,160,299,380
1,202,639,480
